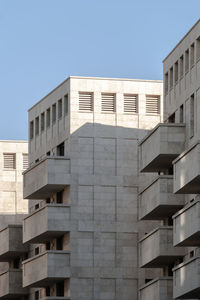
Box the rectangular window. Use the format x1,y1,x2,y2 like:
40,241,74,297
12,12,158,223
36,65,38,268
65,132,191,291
146,95,160,115
64,94,68,115
52,104,56,123
196,37,200,61
165,72,168,94
175,61,178,83
35,117,39,136
57,142,64,156
101,93,115,112
180,104,184,123
170,66,173,89
190,94,194,138
124,94,138,113
3,153,16,169
185,49,189,73
46,108,50,128
190,43,195,67
58,99,62,119
79,92,93,111
180,55,184,78
41,112,45,131
30,121,34,139
23,154,28,169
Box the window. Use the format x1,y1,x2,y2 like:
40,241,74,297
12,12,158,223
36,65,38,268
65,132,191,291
196,37,200,61
170,66,173,89
35,291,39,300
58,99,62,119
165,72,168,94
180,55,184,78
3,153,16,169
35,247,39,255
41,112,45,131
23,154,28,169
57,142,64,156
56,190,63,203
13,258,20,269
101,93,115,112
190,43,195,67
124,94,138,113
64,94,69,115
185,49,189,73
180,104,184,123
168,113,175,123
175,61,178,83
190,94,194,138
52,103,56,123
146,95,160,115
30,121,34,139
46,108,50,127
35,117,39,136
79,92,93,111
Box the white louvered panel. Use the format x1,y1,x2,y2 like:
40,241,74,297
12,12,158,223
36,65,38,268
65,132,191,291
146,95,160,114
101,94,115,112
3,153,16,169
23,154,28,169
79,93,93,111
124,94,137,113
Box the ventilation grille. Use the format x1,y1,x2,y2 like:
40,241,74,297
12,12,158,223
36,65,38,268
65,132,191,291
146,95,160,114
101,94,115,112
124,94,138,113
23,154,28,169
4,153,16,169
79,93,93,111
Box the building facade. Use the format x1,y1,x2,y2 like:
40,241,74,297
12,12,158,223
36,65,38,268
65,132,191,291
22,76,163,300
139,19,200,300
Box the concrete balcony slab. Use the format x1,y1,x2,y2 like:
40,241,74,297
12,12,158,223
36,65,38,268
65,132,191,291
139,277,173,300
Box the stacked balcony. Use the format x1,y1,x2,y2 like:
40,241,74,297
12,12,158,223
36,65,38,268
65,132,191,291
139,123,185,172
23,204,70,244
23,156,70,199
139,277,173,300
139,175,185,220
23,250,70,287
173,142,200,194
139,226,185,268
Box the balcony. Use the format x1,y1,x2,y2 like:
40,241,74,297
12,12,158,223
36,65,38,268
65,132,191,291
0,225,28,261
23,251,70,287
173,142,200,194
139,226,185,268
139,277,173,300
173,199,200,247
23,156,70,199
173,256,200,299
139,123,185,172
23,204,70,244
139,175,185,220
42,298,70,300
0,269,28,298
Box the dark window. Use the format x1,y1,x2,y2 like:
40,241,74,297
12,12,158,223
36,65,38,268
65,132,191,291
13,258,20,269
56,281,64,296
46,242,50,250
64,94,68,115
35,247,39,255
35,291,39,300
57,142,64,156
56,191,63,203
168,113,175,123
46,287,50,297
56,236,63,250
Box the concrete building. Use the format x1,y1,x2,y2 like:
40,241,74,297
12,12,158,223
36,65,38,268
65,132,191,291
21,76,163,300
0,140,28,299
139,19,200,300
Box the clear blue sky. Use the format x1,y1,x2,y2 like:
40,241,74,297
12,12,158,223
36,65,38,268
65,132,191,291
0,0,199,140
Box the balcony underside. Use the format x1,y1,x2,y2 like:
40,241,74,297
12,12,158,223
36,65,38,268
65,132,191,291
141,204,184,220
141,255,184,268
174,176,200,194
142,154,178,173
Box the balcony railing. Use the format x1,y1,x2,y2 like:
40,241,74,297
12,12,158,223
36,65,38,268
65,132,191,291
23,204,70,244
139,123,185,172
173,142,200,194
173,256,200,299
173,199,200,247
23,156,70,199
23,251,70,288
139,175,185,220
139,277,173,300
139,226,185,268
0,269,28,298
0,225,28,261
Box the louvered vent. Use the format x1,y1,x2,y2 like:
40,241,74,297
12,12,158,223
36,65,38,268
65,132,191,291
124,94,138,113
3,153,16,169
23,154,28,169
79,93,93,111
146,95,160,114
101,94,115,112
